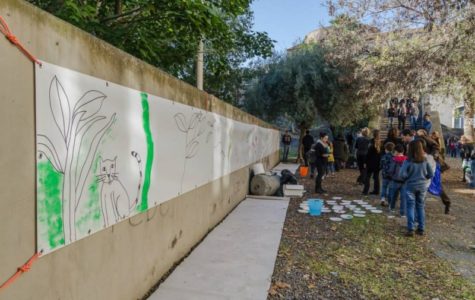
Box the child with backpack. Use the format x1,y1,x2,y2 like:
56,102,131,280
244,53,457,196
399,140,434,236
387,144,407,215
380,142,395,207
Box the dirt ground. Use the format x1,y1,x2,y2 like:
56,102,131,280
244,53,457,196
268,158,475,300
426,158,475,282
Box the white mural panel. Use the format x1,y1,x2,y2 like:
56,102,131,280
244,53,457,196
35,61,279,255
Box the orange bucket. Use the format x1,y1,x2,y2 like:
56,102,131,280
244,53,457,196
300,166,309,177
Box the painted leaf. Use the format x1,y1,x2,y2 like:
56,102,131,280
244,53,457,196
77,115,106,134
188,112,201,130
174,113,188,133
37,134,63,173
49,76,71,141
74,115,106,189
75,114,117,207
73,90,106,120
185,141,199,158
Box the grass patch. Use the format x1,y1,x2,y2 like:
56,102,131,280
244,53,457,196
307,215,475,299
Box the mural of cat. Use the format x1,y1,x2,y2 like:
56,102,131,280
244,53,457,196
97,151,143,227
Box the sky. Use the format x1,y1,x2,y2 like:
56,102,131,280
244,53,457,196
251,0,332,52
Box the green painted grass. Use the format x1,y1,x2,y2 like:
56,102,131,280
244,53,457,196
76,154,103,235
37,161,65,249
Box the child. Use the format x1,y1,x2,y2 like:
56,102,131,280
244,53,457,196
380,142,395,207
399,140,434,236
327,142,336,177
388,144,407,215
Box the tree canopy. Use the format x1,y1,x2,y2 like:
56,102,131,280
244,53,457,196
325,0,475,138
244,44,371,160
29,0,274,104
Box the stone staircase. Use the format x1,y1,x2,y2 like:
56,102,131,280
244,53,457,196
378,115,410,140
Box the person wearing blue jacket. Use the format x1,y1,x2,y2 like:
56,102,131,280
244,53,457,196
399,140,434,236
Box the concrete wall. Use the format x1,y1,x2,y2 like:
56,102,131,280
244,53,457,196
429,95,462,128
0,1,279,299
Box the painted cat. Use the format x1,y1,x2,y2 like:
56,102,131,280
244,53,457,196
97,151,142,227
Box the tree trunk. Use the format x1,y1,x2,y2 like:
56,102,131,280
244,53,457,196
115,0,122,15
296,124,307,164
463,91,474,142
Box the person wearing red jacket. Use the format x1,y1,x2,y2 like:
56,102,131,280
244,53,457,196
387,144,408,216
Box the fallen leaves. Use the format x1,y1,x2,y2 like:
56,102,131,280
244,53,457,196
269,165,475,300
268,281,291,296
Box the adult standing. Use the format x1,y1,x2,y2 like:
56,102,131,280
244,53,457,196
282,130,292,162
397,103,407,131
302,130,314,166
355,128,371,184
460,136,475,185
384,128,404,149
346,132,354,153
390,97,399,108
431,131,444,158
423,113,432,134
333,134,349,171
387,104,396,129
409,102,419,131
314,132,330,194
363,129,382,195
416,130,451,214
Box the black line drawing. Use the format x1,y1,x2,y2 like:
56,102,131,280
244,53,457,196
174,111,207,192
97,152,142,227
37,75,116,243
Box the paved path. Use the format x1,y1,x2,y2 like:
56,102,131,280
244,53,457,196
149,197,289,300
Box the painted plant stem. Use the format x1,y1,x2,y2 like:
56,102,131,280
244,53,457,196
174,111,206,192
139,92,154,212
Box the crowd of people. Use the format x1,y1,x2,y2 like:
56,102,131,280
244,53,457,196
302,131,350,194
387,97,432,133
280,114,475,237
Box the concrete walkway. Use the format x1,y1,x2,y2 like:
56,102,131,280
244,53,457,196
149,197,289,300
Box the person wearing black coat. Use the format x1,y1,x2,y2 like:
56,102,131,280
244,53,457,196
333,134,349,171
302,130,315,166
355,128,371,184
363,130,382,195
314,132,330,194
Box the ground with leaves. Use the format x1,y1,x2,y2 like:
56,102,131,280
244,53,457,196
268,158,475,299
